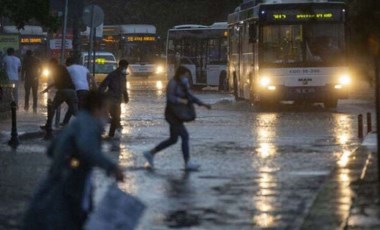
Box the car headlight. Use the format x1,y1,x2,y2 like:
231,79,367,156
156,65,164,74
339,74,351,85
42,68,50,78
260,76,271,87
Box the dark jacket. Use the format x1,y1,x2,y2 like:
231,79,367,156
165,78,204,124
98,69,128,103
22,112,117,230
22,55,41,82
51,64,75,90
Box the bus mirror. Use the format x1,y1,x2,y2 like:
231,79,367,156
249,25,257,43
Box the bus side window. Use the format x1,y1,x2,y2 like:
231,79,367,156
249,24,257,43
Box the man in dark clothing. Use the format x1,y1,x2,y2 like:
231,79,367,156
41,58,78,130
22,91,125,230
99,60,129,138
22,50,41,113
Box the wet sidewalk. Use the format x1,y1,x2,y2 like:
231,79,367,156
301,133,380,230
0,108,47,143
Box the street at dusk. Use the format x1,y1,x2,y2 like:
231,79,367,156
1,0,380,229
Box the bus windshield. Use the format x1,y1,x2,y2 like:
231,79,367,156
262,23,345,67
124,42,158,64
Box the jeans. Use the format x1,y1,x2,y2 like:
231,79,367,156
153,122,190,163
62,90,89,124
46,89,78,128
108,102,121,137
24,80,38,110
9,80,19,105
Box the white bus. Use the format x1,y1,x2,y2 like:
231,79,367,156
166,23,228,89
3,25,48,58
228,0,350,108
101,24,163,76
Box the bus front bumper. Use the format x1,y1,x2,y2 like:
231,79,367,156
257,84,349,102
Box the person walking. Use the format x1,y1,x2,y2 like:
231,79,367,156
143,66,211,171
98,59,129,138
61,57,96,125
3,48,21,106
22,91,125,230
22,50,41,113
40,58,78,130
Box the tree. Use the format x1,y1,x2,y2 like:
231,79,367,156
0,0,58,30
349,0,380,50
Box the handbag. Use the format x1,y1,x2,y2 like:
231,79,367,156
169,101,196,122
170,81,196,122
85,184,146,230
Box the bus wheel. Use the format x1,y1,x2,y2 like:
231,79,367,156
324,99,338,109
233,72,238,100
218,70,227,91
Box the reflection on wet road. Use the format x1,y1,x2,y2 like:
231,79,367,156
93,79,372,229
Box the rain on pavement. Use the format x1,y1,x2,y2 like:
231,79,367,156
81,76,373,230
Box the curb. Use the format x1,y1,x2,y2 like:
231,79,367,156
1,130,62,143
300,147,371,230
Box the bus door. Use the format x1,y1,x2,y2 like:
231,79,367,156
206,38,227,86
195,39,208,85
237,24,244,97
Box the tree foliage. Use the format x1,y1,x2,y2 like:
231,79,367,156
348,0,380,52
0,0,58,30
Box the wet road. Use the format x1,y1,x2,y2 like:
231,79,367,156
88,77,373,229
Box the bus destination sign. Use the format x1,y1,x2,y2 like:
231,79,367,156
265,9,344,22
20,38,43,44
126,36,156,42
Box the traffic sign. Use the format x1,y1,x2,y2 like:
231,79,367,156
83,5,104,28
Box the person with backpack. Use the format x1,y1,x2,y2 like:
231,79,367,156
143,66,211,171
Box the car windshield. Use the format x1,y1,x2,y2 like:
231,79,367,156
262,23,345,67
84,55,115,62
85,62,117,74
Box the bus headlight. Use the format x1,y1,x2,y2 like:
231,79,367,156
156,65,164,74
42,68,50,78
260,77,271,87
338,74,351,85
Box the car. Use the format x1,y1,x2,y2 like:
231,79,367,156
80,52,118,83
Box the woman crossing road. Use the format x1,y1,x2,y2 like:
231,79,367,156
143,66,211,171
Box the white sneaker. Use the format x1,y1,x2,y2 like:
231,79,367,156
143,151,154,168
185,162,201,171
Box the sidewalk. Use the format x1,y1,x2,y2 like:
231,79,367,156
0,108,46,143
301,133,380,230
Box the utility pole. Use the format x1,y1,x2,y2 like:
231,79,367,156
56,0,69,127
72,0,84,64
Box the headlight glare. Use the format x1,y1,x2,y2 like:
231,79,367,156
260,77,271,87
42,68,50,78
156,65,164,74
339,74,351,85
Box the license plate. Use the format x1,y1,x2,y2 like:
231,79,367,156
295,88,316,94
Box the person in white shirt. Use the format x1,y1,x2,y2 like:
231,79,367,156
62,57,96,125
3,48,21,105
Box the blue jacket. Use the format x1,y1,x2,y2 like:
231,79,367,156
22,112,117,230
165,78,204,124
